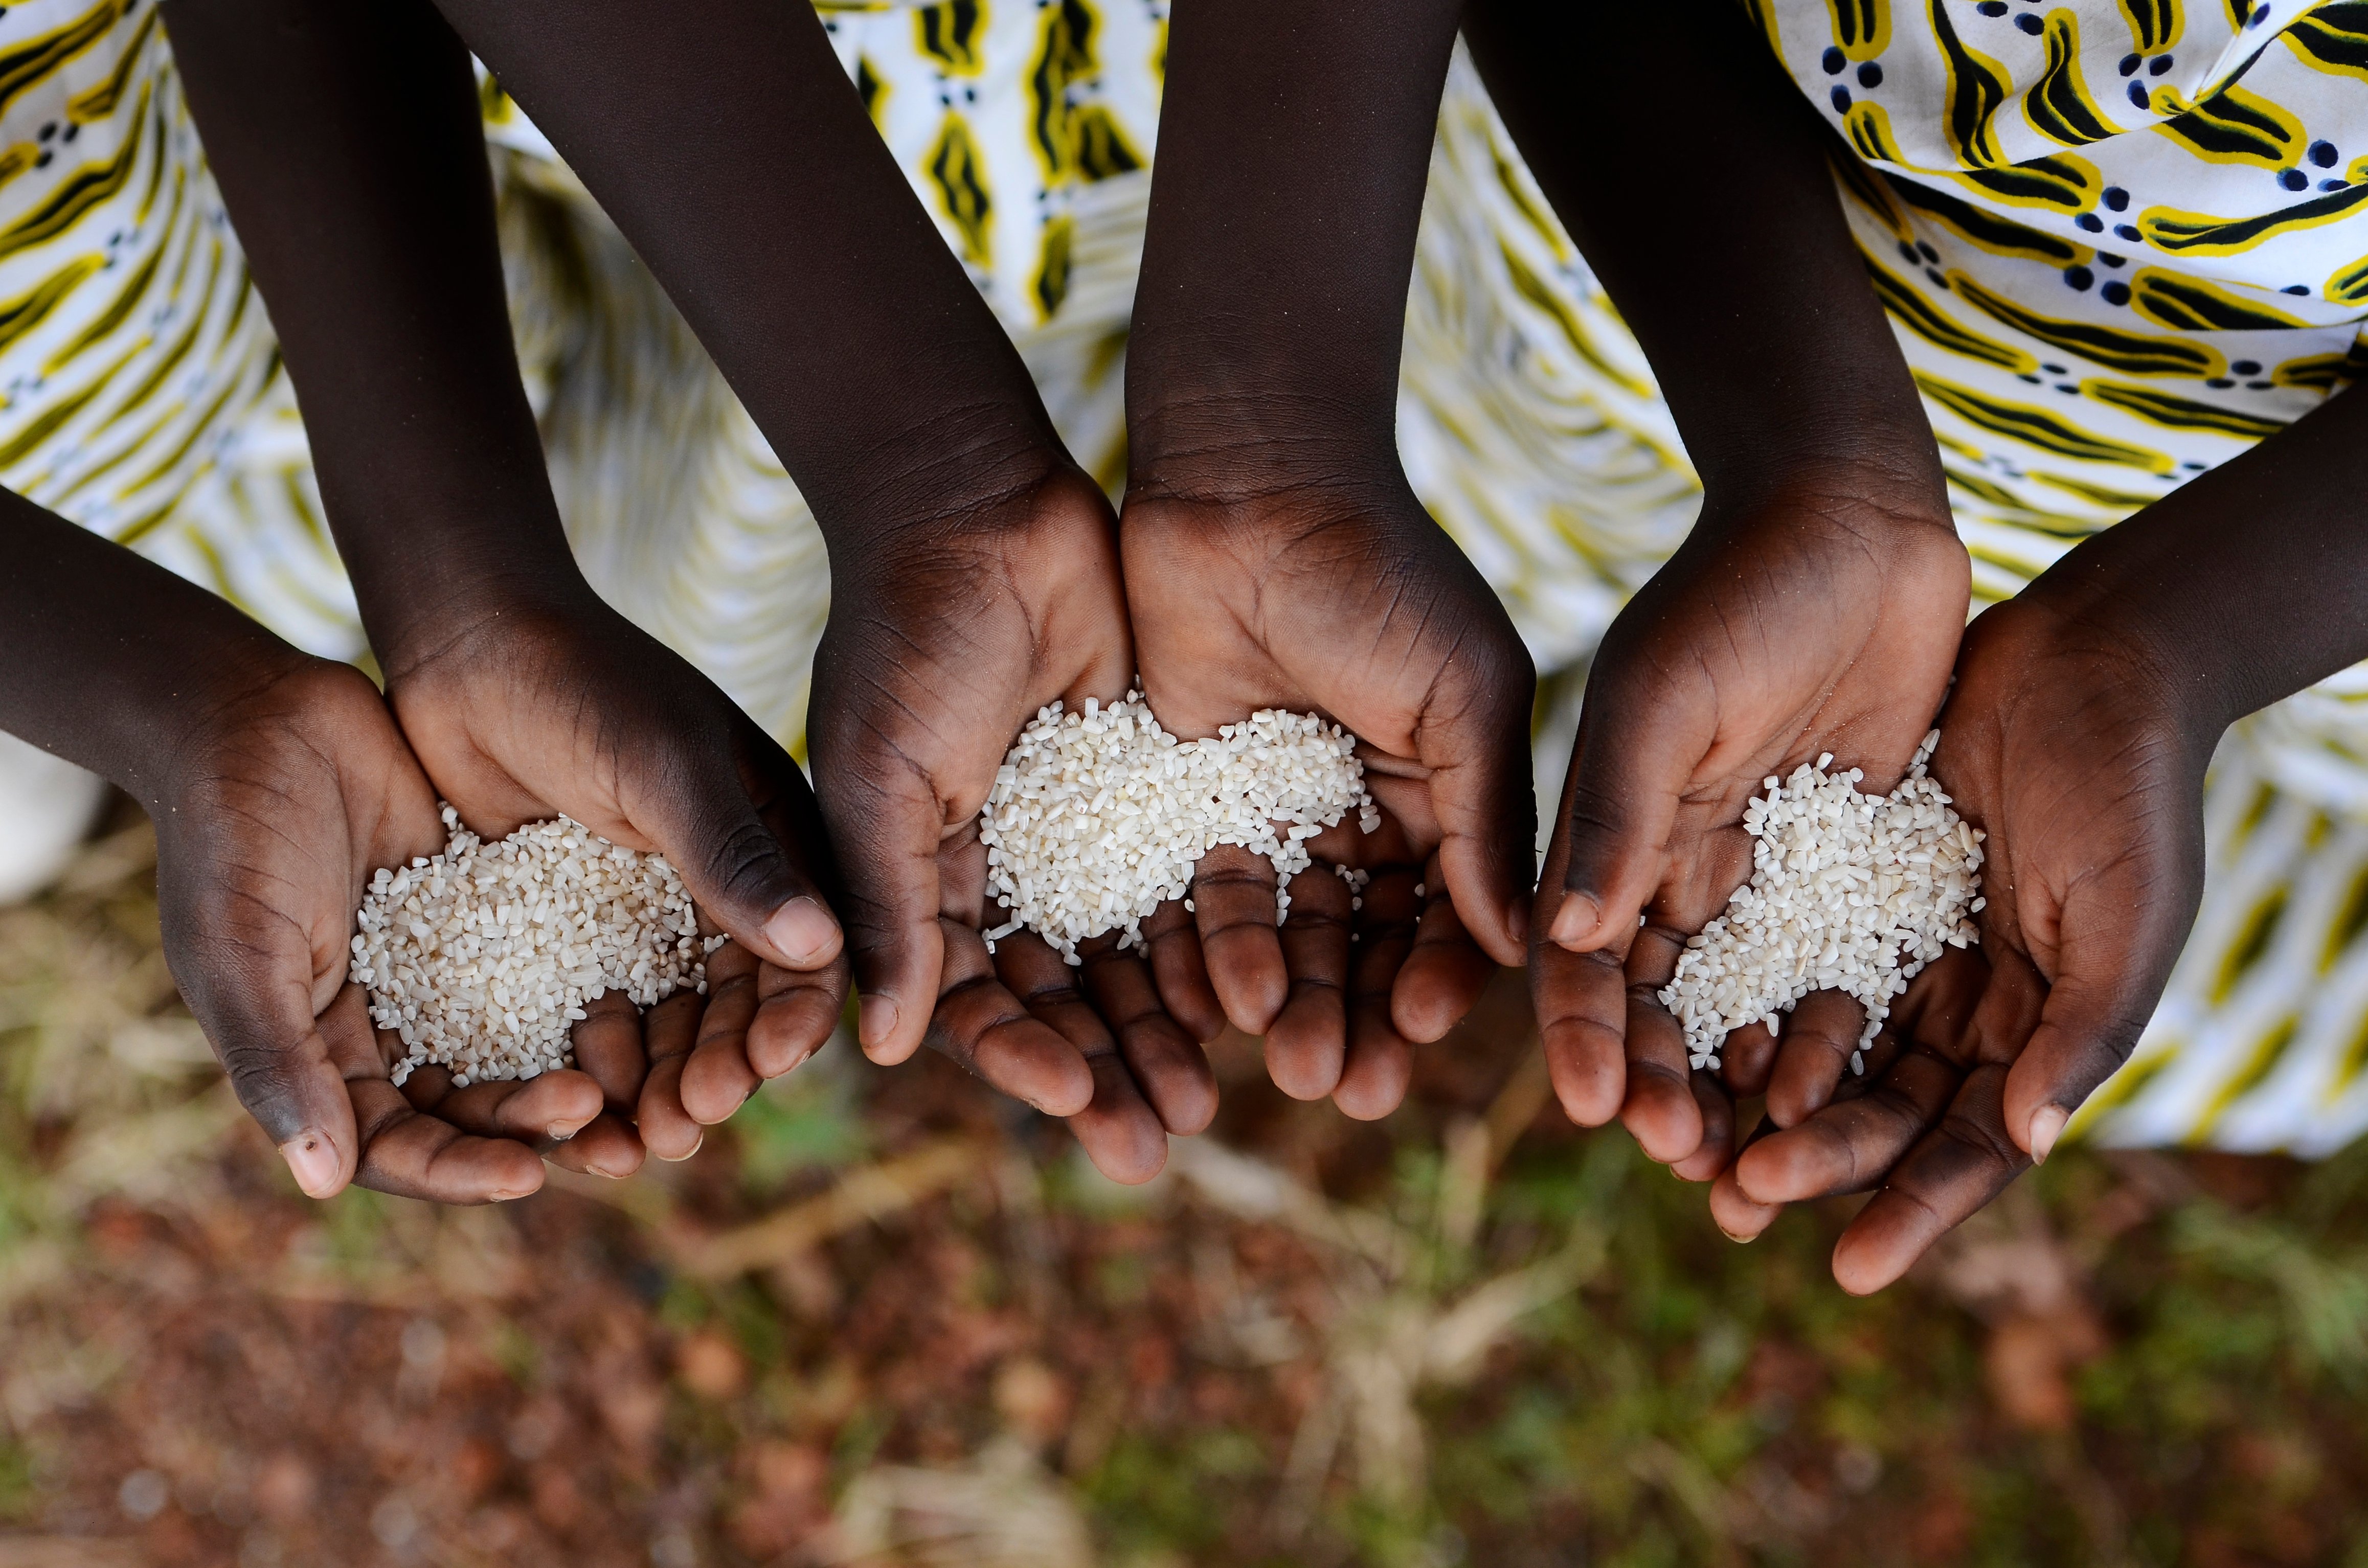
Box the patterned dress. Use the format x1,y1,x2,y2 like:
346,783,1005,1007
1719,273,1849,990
0,0,2361,1151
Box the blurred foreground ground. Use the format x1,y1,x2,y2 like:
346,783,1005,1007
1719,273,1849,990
5,822,2368,1568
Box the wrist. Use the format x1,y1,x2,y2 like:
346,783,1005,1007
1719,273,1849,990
359,549,596,690
822,445,1112,586
1123,392,1404,512
2015,557,2262,739
151,643,349,818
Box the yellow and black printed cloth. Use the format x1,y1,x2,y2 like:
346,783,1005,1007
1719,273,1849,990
2,0,2365,1154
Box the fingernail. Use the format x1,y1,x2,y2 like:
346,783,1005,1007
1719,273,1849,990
1507,898,1531,947
763,896,842,968
278,1131,341,1199
2027,1104,2069,1165
1549,891,1601,950
859,993,900,1054
546,1120,582,1142
659,1133,705,1163
1718,1225,1758,1244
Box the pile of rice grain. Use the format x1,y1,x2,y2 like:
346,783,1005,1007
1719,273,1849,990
979,692,1379,963
1658,732,1984,1076
350,806,725,1087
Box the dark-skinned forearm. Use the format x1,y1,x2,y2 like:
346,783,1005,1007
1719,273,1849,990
0,492,304,810
1462,0,1942,508
163,0,578,666
2029,384,2368,731
1123,0,1465,496
423,0,1071,545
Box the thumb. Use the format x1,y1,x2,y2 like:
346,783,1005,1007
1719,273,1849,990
639,732,844,976
2000,866,2197,1163
813,743,948,1066
1423,662,1539,966
178,946,360,1200
1546,665,1703,952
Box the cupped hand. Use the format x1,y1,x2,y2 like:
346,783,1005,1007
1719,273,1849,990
1530,470,1970,1174
809,467,1222,1183
382,581,850,1161
1709,590,2209,1291
1120,472,1537,1122
156,656,608,1202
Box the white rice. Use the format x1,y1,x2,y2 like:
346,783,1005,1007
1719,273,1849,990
1657,731,1984,1076
350,806,726,1087
979,691,1381,963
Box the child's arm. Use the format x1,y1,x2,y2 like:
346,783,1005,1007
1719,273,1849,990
1720,377,2368,1290
1116,0,1538,1118
162,0,850,1158
0,490,595,1201
1464,0,1970,1168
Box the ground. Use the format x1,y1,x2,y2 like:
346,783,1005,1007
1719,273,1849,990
3,820,2367,1568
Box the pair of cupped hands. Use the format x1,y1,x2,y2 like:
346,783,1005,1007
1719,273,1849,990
177,431,2196,1297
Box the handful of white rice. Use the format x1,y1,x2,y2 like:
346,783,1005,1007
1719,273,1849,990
1659,732,1984,1077
350,806,725,1087
979,692,1380,963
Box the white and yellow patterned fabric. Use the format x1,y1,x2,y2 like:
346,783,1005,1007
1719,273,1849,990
4,0,2364,1151
0,0,353,658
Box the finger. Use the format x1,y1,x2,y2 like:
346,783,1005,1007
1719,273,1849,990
941,926,1095,1117
2000,876,2194,1163
1265,858,1355,1101
316,996,543,1203
1670,1070,1737,1182
635,987,709,1162
1707,1117,1784,1241
1735,1042,1963,1204
569,989,649,1115
1719,1018,1779,1100
1545,672,1702,953
400,1062,644,1180
747,956,849,1080
1391,867,1498,1047
345,1083,549,1201
410,1069,604,1145
1191,845,1290,1037
814,741,945,1066
641,724,844,975
1139,898,1226,1044
1415,648,1539,965
543,1113,648,1179
1617,923,1702,1164
679,945,763,1126
1533,938,1628,1127
1763,989,1871,1129
1833,1063,2028,1295
1000,933,1169,1178
1066,1049,1174,1185
1078,942,1218,1136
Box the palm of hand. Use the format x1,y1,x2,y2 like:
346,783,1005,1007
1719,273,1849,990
1533,489,1970,1169
809,475,1205,1174
1715,594,2209,1291
384,590,849,1161
1121,483,1535,1118
159,660,597,1201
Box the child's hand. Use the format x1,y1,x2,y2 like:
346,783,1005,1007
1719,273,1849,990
157,657,612,1201
1709,592,2209,1290
381,587,849,1160
1531,473,1970,1166
808,469,1219,1183
1121,475,1537,1120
